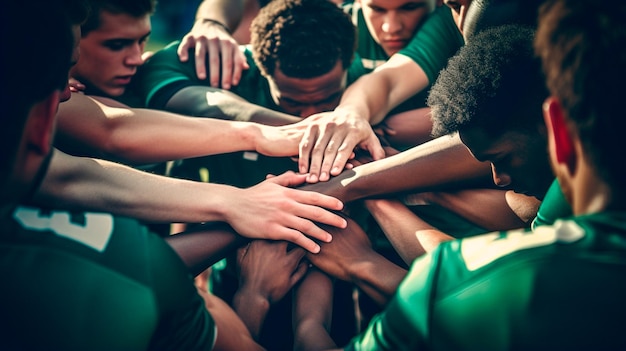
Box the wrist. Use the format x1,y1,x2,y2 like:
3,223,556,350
199,18,231,34
233,287,271,313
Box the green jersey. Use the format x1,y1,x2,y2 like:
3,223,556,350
342,2,389,72
398,5,465,85
136,41,364,110
0,205,216,350
533,178,573,229
346,212,626,350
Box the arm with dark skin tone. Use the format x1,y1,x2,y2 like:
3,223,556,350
164,221,247,277
403,189,541,230
308,215,407,306
300,134,493,203
232,240,308,340
364,198,453,265
293,269,337,351
164,222,267,351
165,85,302,126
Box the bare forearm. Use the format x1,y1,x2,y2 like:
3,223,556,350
349,254,407,306
194,0,246,31
55,93,266,164
339,55,430,126
232,288,270,340
35,150,238,223
365,199,453,264
420,189,540,231
302,134,492,202
293,270,336,351
167,86,301,126
166,222,247,276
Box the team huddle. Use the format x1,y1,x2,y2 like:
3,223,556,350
1,0,624,350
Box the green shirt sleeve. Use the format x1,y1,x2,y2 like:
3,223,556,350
397,5,465,84
531,178,573,229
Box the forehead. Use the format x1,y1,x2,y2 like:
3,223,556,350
361,0,433,9
443,0,472,6
271,60,346,102
88,10,151,38
459,128,528,162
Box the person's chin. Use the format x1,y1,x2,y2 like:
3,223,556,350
105,86,127,98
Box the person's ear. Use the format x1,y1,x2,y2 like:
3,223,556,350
543,96,575,170
25,91,60,156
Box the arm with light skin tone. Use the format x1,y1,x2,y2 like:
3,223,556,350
54,93,304,164
298,54,432,182
292,269,337,351
232,240,308,340
34,150,347,254
177,0,250,87
308,215,407,306
165,86,302,126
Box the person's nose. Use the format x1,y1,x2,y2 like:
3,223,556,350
381,12,402,34
125,44,144,67
491,164,512,187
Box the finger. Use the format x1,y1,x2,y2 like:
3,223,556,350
323,136,353,179
177,35,193,62
314,129,349,181
231,48,249,86
194,38,208,80
207,39,222,87
286,192,346,226
265,171,307,186
363,135,387,162
307,125,338,182
299,125,319,181
282,214,335,245
286,245,306,261
290,261,309,286
219,43,234,89
275,227,321,254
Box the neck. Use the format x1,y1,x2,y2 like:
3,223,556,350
568,159,622,215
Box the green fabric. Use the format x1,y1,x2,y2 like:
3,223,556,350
0,206,216,350
346,211,626,350
398,5,465,84
136,41,365,110
532,178,573,229
342,2,389,72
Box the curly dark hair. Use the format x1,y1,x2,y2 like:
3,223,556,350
535,0,626,191
81,0,157,36
428,24,548,139
250,0,356,79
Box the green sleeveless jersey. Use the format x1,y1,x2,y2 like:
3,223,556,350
346,212,626,350
0,205,216,350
